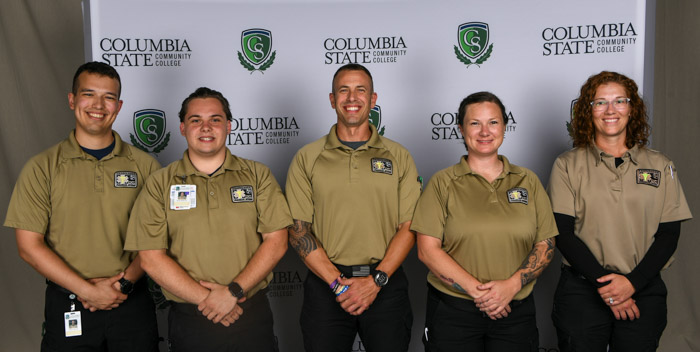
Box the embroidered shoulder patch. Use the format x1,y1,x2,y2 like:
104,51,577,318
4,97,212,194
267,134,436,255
114,171,138,188
231,185,254,203
636,169,660,187
371,158,393,175
507,187,528,204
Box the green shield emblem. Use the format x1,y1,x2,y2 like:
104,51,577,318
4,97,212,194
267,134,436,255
241,29,272,65
458,22,489,59
370,105,385,136
133,109,166,148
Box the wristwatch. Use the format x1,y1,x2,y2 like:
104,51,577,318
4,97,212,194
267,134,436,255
373,270,389,288
118,278,134,294
228,281,245,299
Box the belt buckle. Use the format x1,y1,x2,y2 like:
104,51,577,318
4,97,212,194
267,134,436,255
351,265,370,277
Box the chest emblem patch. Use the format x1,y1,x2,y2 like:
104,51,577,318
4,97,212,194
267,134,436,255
231,185,254,203
114,171,137,188
371,158,393,175
636,169,660,187
507,187,528,204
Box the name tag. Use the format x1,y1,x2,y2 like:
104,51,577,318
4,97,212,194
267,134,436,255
170,185,197,210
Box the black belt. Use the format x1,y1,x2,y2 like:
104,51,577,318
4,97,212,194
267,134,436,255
333,262,381,278
46,277,146,295
170,287,269,316
428,283,530,311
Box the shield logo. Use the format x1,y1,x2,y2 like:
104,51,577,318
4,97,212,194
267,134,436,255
369,105,381,130
133,109,166,148
370,105,385,136
241,29,272,66
458,22,489,59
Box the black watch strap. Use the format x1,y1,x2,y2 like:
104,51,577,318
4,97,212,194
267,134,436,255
373,270,389,288
228,281,245,299
118,278,134,294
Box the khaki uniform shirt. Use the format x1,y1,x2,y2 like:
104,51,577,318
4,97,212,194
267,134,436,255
285,124,421,265
4,131,160,278
548,145,692,274
125,150,292,302
411,156,558,300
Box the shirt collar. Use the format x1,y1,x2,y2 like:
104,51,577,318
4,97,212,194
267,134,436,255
588,144,640,166
453,155,523,177
176,148,243,178
63,130,128,160
324,124,384,151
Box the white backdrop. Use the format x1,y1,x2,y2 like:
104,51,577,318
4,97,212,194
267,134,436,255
84,0,648,350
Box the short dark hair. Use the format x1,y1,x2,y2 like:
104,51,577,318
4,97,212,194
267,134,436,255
571,71,649,148
178,87,233,122
457,91,508,126
72,61,122,97
331,63,374,93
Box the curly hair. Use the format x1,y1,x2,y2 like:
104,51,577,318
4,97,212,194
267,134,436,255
571,71,649,149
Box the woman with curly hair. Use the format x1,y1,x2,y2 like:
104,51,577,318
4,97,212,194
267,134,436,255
547,71,692,351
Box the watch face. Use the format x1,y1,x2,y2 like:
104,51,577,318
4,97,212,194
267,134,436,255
374,271,389,287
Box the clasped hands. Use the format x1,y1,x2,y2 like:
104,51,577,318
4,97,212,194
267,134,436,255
197,281,245,327
597,273,639,320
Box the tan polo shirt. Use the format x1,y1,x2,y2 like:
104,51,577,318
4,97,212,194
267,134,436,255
4,131,160,278
548,145,692,274
411,156,558,301
125,150,292,302
285,124,421,266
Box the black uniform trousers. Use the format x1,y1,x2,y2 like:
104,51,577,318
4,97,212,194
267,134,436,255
423,283,539,352
41,278,158,352
167,288,277,352
300,265,412,352
552,265,668,352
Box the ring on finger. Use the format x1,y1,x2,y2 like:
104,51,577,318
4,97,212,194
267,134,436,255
609,297,614,304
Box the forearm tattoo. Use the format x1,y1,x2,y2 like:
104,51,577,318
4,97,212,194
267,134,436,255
518,237,555,288
289,219,318,259
439,274,466,293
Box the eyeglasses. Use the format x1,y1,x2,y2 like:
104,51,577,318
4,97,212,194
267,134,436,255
590,98,631,112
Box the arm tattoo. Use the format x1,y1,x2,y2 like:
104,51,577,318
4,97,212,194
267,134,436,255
518,237,555,288
288,219,318,259
439,274,467,293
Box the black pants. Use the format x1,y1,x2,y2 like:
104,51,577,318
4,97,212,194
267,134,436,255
167,288,277,352
41,279,158,352
300,266,412,352
552,265,668,352
423,284,538,352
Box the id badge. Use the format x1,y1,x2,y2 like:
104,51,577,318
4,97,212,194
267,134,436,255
64,311,82,337
170,185,197,210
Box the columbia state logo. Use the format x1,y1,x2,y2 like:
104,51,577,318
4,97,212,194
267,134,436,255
507,187,528,204
454,22,494,68
231,185,254,202
238,28,276,73
130,109,170,154
636,169,660,187
114,171,137,188
371,158,393,175
370,105,385,136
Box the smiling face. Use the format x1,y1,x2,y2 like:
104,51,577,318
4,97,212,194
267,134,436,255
592,82,630,142
459,101,505,158
68,72,122,141
180,97,231,160
329,69,377,129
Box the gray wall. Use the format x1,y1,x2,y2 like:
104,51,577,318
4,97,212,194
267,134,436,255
0,1,697,350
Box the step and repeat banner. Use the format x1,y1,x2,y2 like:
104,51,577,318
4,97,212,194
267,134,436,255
84,0,647,350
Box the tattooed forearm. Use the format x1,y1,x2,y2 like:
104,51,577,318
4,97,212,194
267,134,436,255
439,274,467,293
288,219,318,259
518,237,556,288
